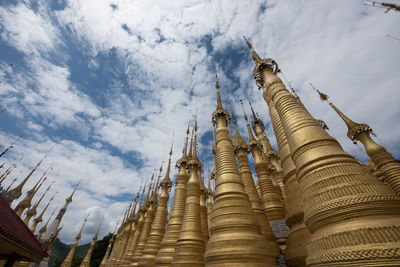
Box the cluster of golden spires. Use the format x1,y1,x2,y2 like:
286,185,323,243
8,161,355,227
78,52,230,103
4,35,400,266
92,37,400,267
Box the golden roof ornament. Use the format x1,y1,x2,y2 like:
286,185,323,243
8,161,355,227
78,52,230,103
211,74,230,125
231,106,248,152
176,120,190,168
312,83,400,197
189,112,201,168
129,186,142,220
243,36,279,89
5,155,46,204
24,181,53,225
245,101,286,203
248,99,264,129
37,207,57,240
66,180,80,203
187,128,194,161
248,100,280,160
145,171,156,202
161,135,174,188
240,100,258,147
14,174,47,217
310,82,375,144
30,192,56,232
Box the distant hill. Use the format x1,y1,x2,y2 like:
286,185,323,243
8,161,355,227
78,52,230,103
48,233,112,267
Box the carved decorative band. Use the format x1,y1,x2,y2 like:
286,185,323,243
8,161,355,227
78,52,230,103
304,182,391,206
292,140,340,162
306,247,400,265
273,89,293,104
308,225,400,252
216,129,231,142
304,194,400,230
300,163,368,188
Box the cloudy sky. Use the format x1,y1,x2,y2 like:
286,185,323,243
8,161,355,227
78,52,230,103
0,0,399,244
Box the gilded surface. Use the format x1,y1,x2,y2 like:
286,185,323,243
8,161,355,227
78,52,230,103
258,61,400,266
316,90,400,197
204,81,276,266
199,170,209,243
171,125,205,266
242,106,285,221
232,111,279,257
267,97,310,266
138,147,173,267
154,162,188,266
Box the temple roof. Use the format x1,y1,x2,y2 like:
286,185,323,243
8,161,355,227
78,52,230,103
0,194,48,262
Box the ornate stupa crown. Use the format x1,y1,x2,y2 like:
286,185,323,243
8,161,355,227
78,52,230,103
176,123,190,168
240,99,258,149
312,83,375,144
244,36,279,89
211,74,231,124
231,107,248,153
188,115,202,169
66,180,80,203
248,100,264,130
161,136,174,189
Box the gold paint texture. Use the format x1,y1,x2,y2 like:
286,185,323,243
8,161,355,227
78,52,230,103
171,121,205,266
61,215,89,267
231,111,280,258
80,222,101,267
111,208,131,266
24,182,52,225
241,104,285,221
7,156,45,205
206,174,213,237
316,89,400,197
199,168,210,243
130,171,161,266
121,184,151,266
30,192,55,232
204,78,277,266
100,234,114,267
15,175,46,217
249,46,400,265
266,96,310,266
249,101,287,203
154,136,189,266
138,145,173,266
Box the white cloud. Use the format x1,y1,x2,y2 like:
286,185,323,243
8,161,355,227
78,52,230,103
0,3,61,56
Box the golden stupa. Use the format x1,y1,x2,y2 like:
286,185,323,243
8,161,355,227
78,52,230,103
4,34,398,267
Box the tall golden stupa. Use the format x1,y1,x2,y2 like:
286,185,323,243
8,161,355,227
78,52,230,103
2,36,400,267
96,38,400,267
